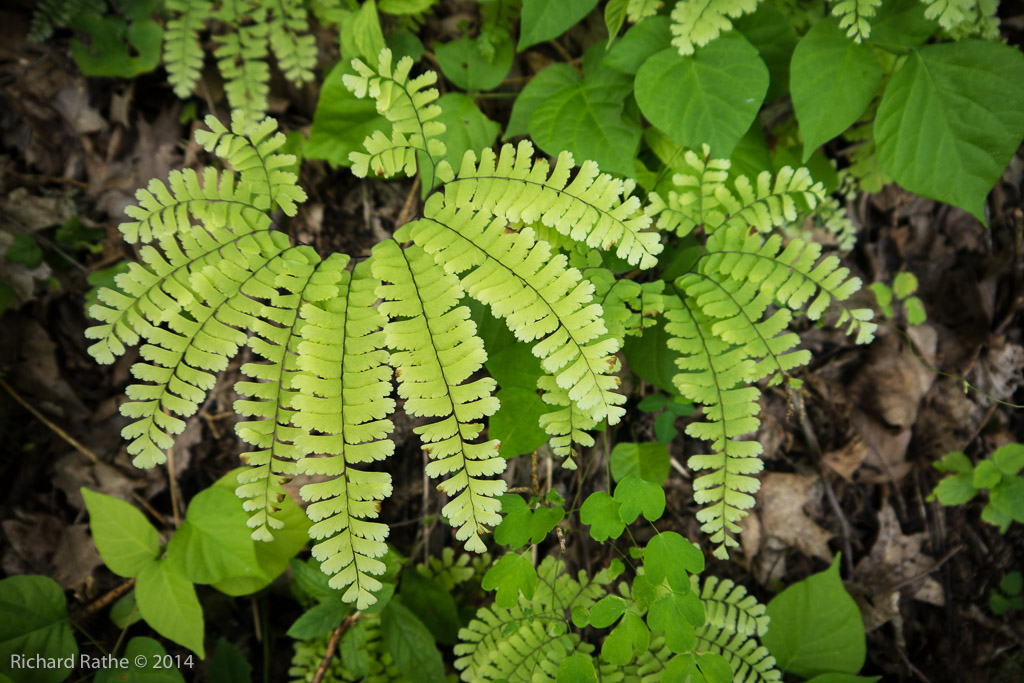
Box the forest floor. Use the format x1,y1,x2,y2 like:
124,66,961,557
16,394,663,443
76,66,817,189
1,3,1023,683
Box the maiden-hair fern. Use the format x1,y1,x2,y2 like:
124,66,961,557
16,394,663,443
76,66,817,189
87,46,873,602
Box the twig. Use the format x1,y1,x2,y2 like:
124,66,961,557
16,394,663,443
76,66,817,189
77,578,135,618
311,615,357,683
396,176,421,228
0,376,99,464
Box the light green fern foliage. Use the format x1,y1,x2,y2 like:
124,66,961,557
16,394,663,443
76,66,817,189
646,146,875,558
164,0,318,122
87,47,663,606
694,576,780,683
670,0,760,55
830,0,882,42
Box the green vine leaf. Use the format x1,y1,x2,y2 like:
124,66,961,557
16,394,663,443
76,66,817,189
0,576,77,683
635,35,768,158
791,19,882,160
518,0,600,50
610,441,671,485
136,557,205,657
528,64,640,177
436,33,514,91
763,556,865,678
81,488,160,578
645,532,704,591
875,41,1024,222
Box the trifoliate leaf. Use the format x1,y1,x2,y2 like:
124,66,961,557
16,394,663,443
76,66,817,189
645,532,704,590
614,475,666,524
0,575,77,683
490,387,549,459
483,553,538,608
136,557,205,657
647,594,698,653
580,491,625,542
603,16,671,74
556,653,598,683
505,63,579,139
589,595,628,628
306,62,388,168
733,4,797,102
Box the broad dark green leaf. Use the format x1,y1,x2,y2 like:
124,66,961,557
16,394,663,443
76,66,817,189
380,601,445,683
436,34,514,91
485,342,544,390
208,638,251,683
505,63,580,139
869,0,936,47
435,93,500,170
136,557,205,657
71,15,162,78
5,234,44,268
529,67,640,177
0,575,77,683
635,36,768,158
82,488,160,578
110,590,142,629
791,19,882,160
399,570,462,645
306,62,388,168
734,4,797,101
610,441,670,485
763,556,865,677
93,637,186,683
286,601,348,639
603,16,671,74
875,41,1024,222
623,317,683,393
519,0,600,50
490,387,549,458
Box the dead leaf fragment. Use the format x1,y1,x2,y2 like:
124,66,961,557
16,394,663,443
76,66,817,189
855,502,944,607
757,472,834,561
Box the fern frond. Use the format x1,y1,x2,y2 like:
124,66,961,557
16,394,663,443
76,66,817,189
537,375,597,469
195,113,307,216
291,260,396,610
921,0,999,39
664,296,764,559
215,2,271,127
667,224,874,557
373,240,506,552
626,0,661,23
165,0,213,98
647,146,826,237
445,143,663,269
29,0,105,42
670,0,760,56
344,48,451,181
693,576,769,637
831,0,882,42
455,557,612,682
233,251,347,542
697,624,781,683
265,0,318,85
88,213,296,467
401,195,626,425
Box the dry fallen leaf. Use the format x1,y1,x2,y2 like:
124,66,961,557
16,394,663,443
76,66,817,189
855,502,944,607
756,472,834,562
